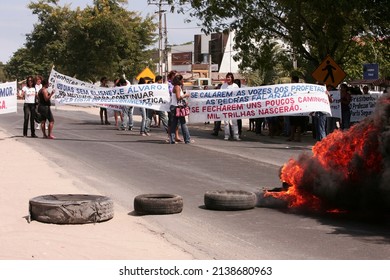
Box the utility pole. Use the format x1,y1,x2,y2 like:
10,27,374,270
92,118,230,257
148,0,168,77
164,13,169,82
209,54,212,80
158,1,163,76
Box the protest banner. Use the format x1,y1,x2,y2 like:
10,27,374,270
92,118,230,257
329,91,381,122
188,83,331,123
350,93,381,122
0,81,17,115
49,69,170,111
49,68,97,90
48,69,381,124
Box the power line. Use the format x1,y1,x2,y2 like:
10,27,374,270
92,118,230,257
168,27,202,30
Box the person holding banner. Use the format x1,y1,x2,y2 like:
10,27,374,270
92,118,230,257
287,75,305,142
37,79,55,139
34,75,44,130
222,73,240,141
340,83,352,130
234,78,243,136
117,78,131,131
99,77,111,125
137,78,148,136
362,85,370,95
167,70,182,142
211,83,223,136
21,76,38,138
169,74,193,144
313,87,333,141
145,75,169,136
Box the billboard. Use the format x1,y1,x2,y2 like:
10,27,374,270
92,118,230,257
172,52,192,65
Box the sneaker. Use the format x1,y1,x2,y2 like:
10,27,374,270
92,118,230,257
31,134,38,138
144,131,150,136
35,124,40,130
185,139,195,144
140,132,146,136
128,126,133,131
48,135,55,139
105,121,111,125
224,137,229,140
234,138,242,141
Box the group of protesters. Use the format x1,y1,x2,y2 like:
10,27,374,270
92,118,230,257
19,75,55,139
95,72,350,144
20,70,381,144
98,71,194,144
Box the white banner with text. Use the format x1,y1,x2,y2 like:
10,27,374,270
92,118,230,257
188,83,331,123
0,81,17,115
49,69,170,111
328,91,381,122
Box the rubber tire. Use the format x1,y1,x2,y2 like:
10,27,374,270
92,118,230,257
204,190,256,211
29,194,114,224
134,194,183,215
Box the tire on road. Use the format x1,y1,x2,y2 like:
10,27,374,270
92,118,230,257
134,194,183,215
204,190,256,211
29,194,114,224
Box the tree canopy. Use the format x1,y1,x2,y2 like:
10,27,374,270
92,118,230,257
170,0,389,82
5,0,157,82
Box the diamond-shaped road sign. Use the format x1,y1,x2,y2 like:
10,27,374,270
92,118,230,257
312,55,346,87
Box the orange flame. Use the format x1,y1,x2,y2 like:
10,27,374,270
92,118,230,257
268,120,383,211
313,123,382,180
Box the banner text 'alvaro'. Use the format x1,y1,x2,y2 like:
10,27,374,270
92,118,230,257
50,69,170,111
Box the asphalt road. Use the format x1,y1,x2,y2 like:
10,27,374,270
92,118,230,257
1,103,390,259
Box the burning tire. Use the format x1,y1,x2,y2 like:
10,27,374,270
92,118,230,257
255,190,289,209
204,190,256,211
134,194,183,215
29,194,114,224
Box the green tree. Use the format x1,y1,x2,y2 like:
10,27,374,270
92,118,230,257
4,48,45,81
4,0,157,82
0,63,6,82
170,0,389,82
64,0,156,81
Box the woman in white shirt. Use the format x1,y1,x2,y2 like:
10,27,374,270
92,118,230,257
21,76,38,137
221,73,240,141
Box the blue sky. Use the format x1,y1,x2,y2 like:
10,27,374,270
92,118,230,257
0,0,202,63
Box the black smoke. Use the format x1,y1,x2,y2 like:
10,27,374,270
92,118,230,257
281,93,390,214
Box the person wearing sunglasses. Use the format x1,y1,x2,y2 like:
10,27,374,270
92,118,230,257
21,75,38,137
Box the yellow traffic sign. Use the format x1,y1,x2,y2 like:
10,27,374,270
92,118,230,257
136,67,156,82
312,55,346,87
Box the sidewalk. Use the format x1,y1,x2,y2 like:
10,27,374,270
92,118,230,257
0,128,197,260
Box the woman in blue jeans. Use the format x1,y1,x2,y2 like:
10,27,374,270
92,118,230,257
169,74,193,144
